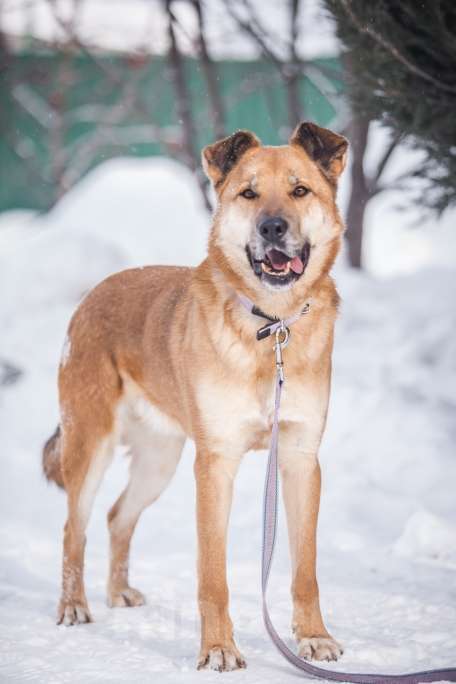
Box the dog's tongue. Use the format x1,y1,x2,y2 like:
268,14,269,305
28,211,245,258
267,249,289,271
267,249,304,274
290,255,304,274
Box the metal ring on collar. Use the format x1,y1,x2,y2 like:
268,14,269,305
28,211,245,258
275,325,289,347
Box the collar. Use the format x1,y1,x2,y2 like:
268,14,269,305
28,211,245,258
237,293,310,341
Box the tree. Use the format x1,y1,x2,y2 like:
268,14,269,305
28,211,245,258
325,0,456,218
343,99,400,268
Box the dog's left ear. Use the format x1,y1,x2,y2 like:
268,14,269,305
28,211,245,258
290,122,348,184
202,130,261,187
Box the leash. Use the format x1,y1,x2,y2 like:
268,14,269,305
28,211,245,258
238,294,456,684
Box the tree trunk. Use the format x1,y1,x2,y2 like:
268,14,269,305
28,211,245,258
286,0,302,127
165,0,212,211
345,114,370,268
285,69,302,127
192,0,225,140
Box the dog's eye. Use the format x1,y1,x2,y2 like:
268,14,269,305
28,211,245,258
292,185,310,198
240,188,257,200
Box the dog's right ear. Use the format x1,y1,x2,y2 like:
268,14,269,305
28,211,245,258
202,130,261,187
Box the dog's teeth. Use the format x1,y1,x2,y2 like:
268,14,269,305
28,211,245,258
261,262,275,275
261,261,291,276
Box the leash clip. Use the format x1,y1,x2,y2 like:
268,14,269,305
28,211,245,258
256,322,274,341
274,323,289,384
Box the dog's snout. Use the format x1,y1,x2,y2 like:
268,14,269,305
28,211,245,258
257,216,288,242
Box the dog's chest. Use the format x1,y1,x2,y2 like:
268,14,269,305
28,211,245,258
195,362,306,453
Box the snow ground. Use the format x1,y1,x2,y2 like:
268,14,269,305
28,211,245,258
0,158,455,683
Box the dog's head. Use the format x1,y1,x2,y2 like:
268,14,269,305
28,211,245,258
203,122,348,307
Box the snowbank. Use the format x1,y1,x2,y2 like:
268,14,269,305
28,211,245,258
394,511,456,565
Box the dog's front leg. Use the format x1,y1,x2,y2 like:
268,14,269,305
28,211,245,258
194,450,246,671
279,423,343,662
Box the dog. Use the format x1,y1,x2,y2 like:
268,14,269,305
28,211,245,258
42,121,348,671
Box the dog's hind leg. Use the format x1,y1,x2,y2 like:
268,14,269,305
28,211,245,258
56,344,122,626
58,428,116,625
107,415,185,608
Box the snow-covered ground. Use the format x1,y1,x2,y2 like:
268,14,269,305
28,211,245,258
0,158,455,683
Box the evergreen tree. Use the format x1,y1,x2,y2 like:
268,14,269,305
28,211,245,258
325,0,456,213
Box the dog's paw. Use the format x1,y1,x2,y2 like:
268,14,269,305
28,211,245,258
297,636,343,662
57,600,92,626
107,586,146,608
197,646,247,672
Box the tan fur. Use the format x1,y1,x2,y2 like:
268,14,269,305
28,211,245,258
43,122,348,669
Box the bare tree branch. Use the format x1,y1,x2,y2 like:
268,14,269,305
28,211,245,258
223,0,284,70
44,0,127,85
223,0,306,127
12,84,53,127
367,133,402,194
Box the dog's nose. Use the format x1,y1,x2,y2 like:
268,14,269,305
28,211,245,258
258,216,289,242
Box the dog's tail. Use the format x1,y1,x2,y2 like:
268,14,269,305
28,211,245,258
42,425,65,489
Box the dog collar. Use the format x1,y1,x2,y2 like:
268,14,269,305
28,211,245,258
237,293,310,341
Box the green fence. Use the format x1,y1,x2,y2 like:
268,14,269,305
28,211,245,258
0,51,343,213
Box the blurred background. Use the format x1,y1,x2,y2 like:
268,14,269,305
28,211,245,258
0,2,455,682
2,0,456,273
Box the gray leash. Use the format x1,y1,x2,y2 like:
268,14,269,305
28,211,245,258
238,294,456,684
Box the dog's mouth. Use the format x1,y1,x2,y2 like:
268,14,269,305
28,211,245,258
247,244,310,287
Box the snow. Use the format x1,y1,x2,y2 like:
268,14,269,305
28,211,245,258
1,156,455,682
394,511,456,565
